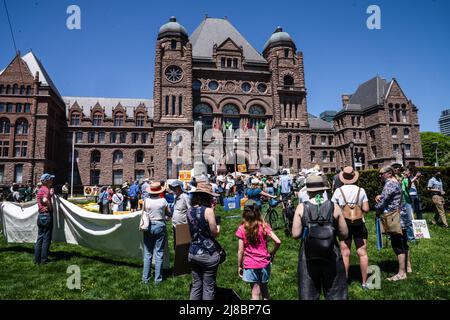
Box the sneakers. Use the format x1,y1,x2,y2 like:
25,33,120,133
361,283,369,290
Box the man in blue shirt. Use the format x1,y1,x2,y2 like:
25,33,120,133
128,181,140,212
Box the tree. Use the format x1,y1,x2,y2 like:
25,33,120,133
420,132,450,166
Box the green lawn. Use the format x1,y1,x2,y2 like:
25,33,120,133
0,205,449,300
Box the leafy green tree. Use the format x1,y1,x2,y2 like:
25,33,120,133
420,132,450,166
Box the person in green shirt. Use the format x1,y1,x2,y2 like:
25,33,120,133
24,182,33,202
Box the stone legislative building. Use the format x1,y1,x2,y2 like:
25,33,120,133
0,16,423,188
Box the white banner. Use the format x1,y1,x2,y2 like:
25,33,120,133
0,197,170,267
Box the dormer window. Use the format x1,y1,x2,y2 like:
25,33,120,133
171,40,177,50
220,57,239,69
70,112,81,126
114,113,124,127
136,113,145,127
93,112,102,126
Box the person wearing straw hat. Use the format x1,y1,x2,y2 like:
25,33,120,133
292,175,349,300
186,183,222,300
331,166,370,289
142,182,171,284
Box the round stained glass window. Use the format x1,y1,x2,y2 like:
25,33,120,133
192,80,202,91
257,83,267,93
208,81,219,91
242,82,252,93
165,65,183,83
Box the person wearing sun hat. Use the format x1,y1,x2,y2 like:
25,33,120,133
331,166,370,289
186,182,223,300
292,175,349,300
141,181,171,284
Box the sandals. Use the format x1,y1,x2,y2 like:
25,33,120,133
387,274,407,282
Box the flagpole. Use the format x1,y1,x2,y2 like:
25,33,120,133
70,132,75,199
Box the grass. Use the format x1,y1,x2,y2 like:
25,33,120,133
0,204,449,300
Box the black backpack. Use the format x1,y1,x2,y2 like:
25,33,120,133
303,201,336,261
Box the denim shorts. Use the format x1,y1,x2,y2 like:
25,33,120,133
243,263,271,284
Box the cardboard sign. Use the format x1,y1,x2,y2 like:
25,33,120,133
237,164,247,173
179,170,192,182
412,220,431,239
173,223,192,276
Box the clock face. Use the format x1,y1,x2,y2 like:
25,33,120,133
165,65,183,83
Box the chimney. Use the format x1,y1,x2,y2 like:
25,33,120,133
341,94,350,107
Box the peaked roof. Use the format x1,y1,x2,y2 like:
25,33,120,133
63,96,154,119
0,51,62,98
347,76,391,110
190,18,266,63
308,116,334,131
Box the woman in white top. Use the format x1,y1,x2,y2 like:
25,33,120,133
111,188,124,213
331,167,370,289
142,182,171,284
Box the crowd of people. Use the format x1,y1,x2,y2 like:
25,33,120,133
23,163,448,300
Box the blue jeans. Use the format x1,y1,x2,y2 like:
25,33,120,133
142,221,167,283
402,203,416,242
34,213,53,264
410,195,422,220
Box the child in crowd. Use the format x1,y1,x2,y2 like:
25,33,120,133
236,200,281,300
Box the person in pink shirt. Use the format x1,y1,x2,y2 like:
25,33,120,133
236,200,281,300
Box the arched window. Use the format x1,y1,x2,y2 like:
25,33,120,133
91,150,101,163
283,75,294,86
0,85,4,94
310,151,315,162
288,135,292,149
249,105,266,115
167,133,173,148
15,119,28,135
20,85,25,95
0,118,10,134
370,130,375,141
391,128,398,138
136,150,144,163
296,135,300,148
330,151,335,162
322,151,328,162
26,86,32,95
70,112,81,126
222,104,239,115
136,113,145,127
114,112,124,127
113,150,123,164
6,85,11,94
223,104,240,130
92,112,102,126
404,128,410,138
12,84,18,94
194,103,213,116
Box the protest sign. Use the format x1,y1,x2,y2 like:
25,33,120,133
412,220,431,239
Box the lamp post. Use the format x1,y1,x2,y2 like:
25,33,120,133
432,142,439,167
233,135,239,176
349,141,355,169
400,143,406,167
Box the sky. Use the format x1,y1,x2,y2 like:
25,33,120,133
1,0,449,132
